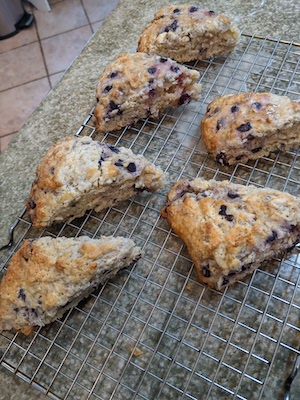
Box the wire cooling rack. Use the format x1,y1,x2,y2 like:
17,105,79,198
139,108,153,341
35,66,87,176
0,33,300,400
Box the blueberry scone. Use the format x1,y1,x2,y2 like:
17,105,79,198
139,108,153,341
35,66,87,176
137,5,239,62
201,92,300,166
0,236,141,334
27,135,165,229
162,179,300,290
94,52,201,133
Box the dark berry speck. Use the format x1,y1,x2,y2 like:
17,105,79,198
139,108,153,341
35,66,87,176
237,122,252,132
109,100,119,111
189,6,198,12
170,65,180,73
28,199,36,210
247,134,255,141
216,152,227,165
173,8,180,13
202,266,210,278
50,167,55,174
231,105,239,113
219,205,227,215
228,190,239,199
254,101,261,109
127,162,136,172
266,230,278,243
222,278,229,286
18,288,26,302
165,19,178,32
251,147,262,153
148,67,157,74
219,205,234,221
115,159,123,167
179,93,191,105
208,10,215,15
110,71,118,78
109,145,120,153
160,57,168,63
104,85,112,93
149,89,156,98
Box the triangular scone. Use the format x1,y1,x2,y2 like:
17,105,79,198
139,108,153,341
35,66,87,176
201,92,300,165
94,52,201,133
162,179,300,290
137,5,239,62
0,236,141,334
27,135,165,229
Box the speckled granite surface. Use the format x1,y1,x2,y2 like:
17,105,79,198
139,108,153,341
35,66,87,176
0,0,300,399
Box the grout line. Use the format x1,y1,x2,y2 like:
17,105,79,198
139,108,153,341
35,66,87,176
0,131,18,139
34,18,51,88
0,76,49,94
80,0,94,33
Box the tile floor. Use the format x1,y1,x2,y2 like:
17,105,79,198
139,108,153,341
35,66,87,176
0,0,120,153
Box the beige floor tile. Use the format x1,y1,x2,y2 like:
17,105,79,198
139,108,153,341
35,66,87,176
0,133,17,153
0,42,46,92
82,0,120,24
91,20,104,33
41,25,92,75
0,24,38,55
0,78,50,137
34,0,88,39
49,71,65,87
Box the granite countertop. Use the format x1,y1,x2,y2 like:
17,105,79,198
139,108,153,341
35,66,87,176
0,0,300,398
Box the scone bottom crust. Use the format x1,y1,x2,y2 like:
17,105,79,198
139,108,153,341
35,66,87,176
162,179,300,290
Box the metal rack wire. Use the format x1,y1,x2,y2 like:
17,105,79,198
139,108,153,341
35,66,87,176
0,33,299,399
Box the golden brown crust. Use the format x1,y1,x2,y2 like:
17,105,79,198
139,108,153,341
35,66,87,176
162,179,300,290
138,5,239,62
0,236,141,334
201,92,300,165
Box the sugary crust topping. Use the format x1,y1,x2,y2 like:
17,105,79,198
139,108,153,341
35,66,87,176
201,92,300,165
94,52,201,132
27,135,165,228
0,236,141,334
162,179,300,289
138,4,239,61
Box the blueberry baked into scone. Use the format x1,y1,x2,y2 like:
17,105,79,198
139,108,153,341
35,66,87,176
94,52,201,133
201,92,300,166
162,179,300,290
0,236,141,334
27,135,165,229
137,4,239,62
